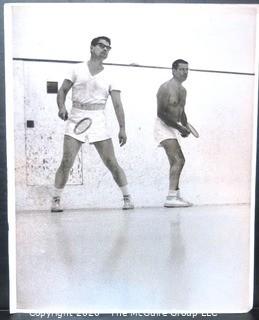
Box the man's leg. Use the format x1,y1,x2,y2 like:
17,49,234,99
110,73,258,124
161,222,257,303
51,135,82,212
94,138,134,210
161,139,191,207
161,139,185,191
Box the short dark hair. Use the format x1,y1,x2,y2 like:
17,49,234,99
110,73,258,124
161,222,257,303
172,59,188,70
91,36,111,46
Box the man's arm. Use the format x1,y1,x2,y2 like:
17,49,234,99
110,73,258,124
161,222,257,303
180,110,190,137
180,87,188,127
110,90,127,146
180,87,190,136
57,79,73,120
181,110,188,127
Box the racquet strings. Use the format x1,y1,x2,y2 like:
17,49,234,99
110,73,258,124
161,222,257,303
187,123,199,138
74,118,92,134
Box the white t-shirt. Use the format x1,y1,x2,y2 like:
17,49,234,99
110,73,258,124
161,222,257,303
65,62,120,105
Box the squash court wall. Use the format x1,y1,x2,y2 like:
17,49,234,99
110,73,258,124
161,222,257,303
12,60,255,210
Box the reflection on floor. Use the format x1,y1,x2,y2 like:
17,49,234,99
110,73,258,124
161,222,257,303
16,204,252,313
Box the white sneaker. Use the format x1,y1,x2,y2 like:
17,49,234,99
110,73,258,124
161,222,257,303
51,196,63,212
122,195,134,210
164,195,192,208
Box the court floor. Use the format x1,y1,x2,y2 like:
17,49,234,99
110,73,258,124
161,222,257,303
15,204,252,313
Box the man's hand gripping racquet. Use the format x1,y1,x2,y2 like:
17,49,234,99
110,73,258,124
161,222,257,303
58,107,92,135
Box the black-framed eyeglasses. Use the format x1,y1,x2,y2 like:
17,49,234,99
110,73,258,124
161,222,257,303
96,43,112,50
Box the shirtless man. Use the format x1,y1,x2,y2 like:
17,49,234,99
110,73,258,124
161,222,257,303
51,36,134,212
154,59,192,207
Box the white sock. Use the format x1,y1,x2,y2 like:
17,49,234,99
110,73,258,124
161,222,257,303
168,189,178,197
120,185,130,197
53,187,64,198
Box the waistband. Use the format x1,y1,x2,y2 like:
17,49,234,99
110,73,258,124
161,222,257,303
157,117,181,125
73,102,105,110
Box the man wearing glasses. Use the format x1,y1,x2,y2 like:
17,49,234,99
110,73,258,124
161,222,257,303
154,59,192,208
51,36,134,212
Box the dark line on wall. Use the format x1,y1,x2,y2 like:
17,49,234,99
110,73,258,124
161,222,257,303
13,57,255,76
13,57,81,64
189,68,255,76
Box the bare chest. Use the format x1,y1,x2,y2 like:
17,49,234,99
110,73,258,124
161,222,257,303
168,87,186,106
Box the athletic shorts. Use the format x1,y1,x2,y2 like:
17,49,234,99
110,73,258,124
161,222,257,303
65,107,111,143
154,117,180,146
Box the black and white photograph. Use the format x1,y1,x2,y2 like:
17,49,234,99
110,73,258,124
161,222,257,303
4,2,259,314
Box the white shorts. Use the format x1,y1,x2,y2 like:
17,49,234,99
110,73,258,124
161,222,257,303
154,117,180,145
65,107,111,143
